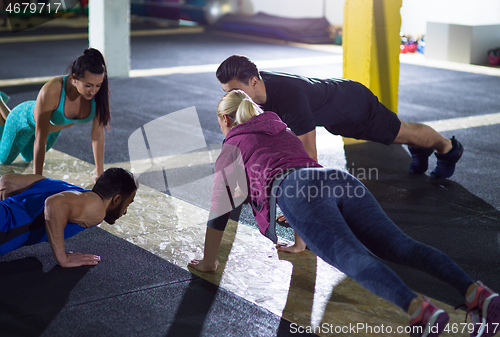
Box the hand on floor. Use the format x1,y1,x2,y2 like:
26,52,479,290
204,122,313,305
58,252,101,268
276,232,307,253
276,242,306,253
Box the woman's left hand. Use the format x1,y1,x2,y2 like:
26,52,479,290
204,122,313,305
188,258,219,272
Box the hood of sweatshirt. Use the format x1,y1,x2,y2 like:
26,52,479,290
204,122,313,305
225,111,287,141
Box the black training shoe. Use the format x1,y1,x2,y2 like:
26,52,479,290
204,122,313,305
430,136,463,179
408,147,434,174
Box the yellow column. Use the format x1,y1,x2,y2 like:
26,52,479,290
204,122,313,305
342,0,402,144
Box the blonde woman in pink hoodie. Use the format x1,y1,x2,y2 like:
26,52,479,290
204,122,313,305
189,90,499,337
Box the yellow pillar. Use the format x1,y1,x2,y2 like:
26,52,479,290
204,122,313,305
342,0,402,144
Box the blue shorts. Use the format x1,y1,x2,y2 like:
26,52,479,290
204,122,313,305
0,178,89,256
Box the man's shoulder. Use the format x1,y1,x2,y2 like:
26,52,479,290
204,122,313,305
53,190,106,226
261,72,305,95
65,190,101,202
49,189,97,202
261,71,300,83
79,192,105,212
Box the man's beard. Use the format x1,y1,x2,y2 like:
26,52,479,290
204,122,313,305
104,201,124,224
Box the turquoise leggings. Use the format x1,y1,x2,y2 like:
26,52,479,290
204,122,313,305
0,101,61,164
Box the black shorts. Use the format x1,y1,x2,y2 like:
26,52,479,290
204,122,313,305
315,81,401,145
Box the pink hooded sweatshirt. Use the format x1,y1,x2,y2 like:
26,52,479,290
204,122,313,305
208,111,321,242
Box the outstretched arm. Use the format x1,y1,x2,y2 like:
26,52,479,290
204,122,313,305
33,80,60,175
90,117,105,181
44,192,103,267
188,226,224,272
190,144,244,271
189,212,230,272
297,129,318,162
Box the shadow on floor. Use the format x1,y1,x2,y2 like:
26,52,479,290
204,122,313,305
343,142,500,307
179,207,318,337
0,257,91,337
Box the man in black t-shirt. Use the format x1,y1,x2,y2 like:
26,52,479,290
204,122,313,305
216,55,464,253
216,55,463,178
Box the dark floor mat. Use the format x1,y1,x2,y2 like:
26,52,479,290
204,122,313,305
0,227,317,337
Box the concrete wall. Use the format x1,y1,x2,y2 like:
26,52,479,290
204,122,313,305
89,0,130,78
249,0,500,36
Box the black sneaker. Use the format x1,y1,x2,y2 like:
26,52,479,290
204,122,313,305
408,147,434,174
430,136,463,179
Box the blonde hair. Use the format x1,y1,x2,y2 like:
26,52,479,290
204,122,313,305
217,90,263,126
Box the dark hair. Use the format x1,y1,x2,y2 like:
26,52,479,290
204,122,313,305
216,55,260,85
68,48,111,127
92,167,138,200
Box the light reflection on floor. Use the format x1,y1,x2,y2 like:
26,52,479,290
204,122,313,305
0,145,469,337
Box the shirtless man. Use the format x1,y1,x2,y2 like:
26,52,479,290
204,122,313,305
0,167,138,267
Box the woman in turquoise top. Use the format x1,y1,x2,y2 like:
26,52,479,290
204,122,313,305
0,48,111,181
